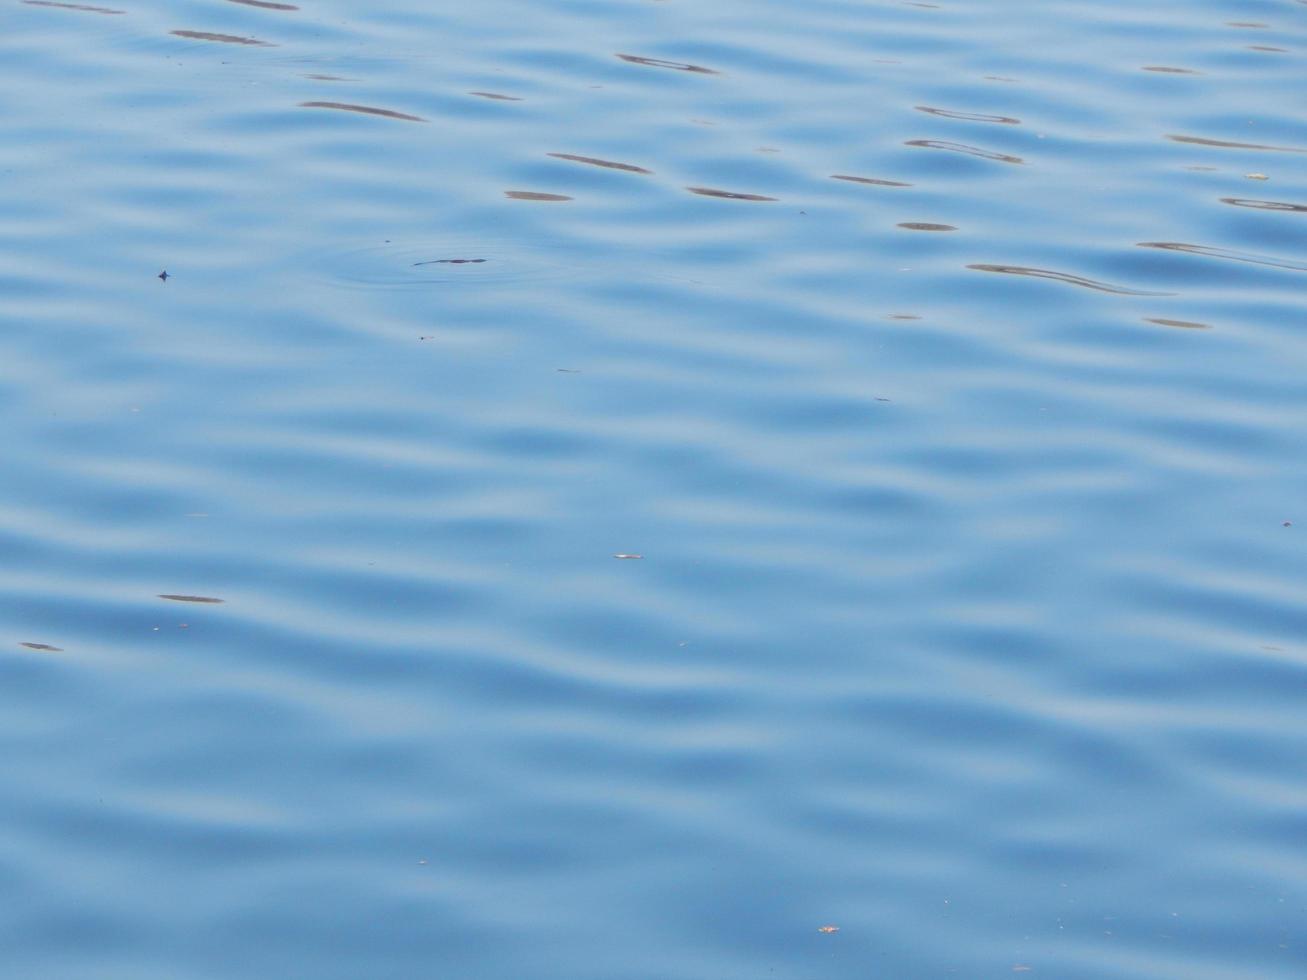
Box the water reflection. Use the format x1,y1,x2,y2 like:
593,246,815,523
548,153,652,174
21,0,123,12
968,263,1173,294
616,54,718,74
299,101,426,122
1146,317,1211,329
225,0,298,9
171,31,276,46
686,187,777,201
905,139,1024,164
915,106,1020,124
1167,134,1305,153
1219,198,1307,213
831,174,911,187
1138,242,1307,273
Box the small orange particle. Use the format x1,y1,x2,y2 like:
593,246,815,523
818,925,840,934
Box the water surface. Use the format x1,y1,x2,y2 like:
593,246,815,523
3,0,1306,977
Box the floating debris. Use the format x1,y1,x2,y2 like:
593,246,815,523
613,554,644,560
1246,173,1269,180
818,925,840,934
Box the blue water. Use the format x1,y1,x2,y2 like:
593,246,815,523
3,0,1306,976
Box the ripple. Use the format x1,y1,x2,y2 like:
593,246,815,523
18,642,63,652
469,91,523,101
301,237,576,289
505,190,573,201
914,106,1020,124
686,187,778,201
298,101,426,122
967,263,1174,294
158,595,226,604
547,153,653,175
1166,134,1306,153
830,174,912,188
21,0,123,12
1146,317,1211,329
905,139,1024,164
225,0,298,9
170,30,276,46
1219,198,1307,213
616,53,719,75
1137,242,1307,272
898,222,956,231
1142,66,1201,74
